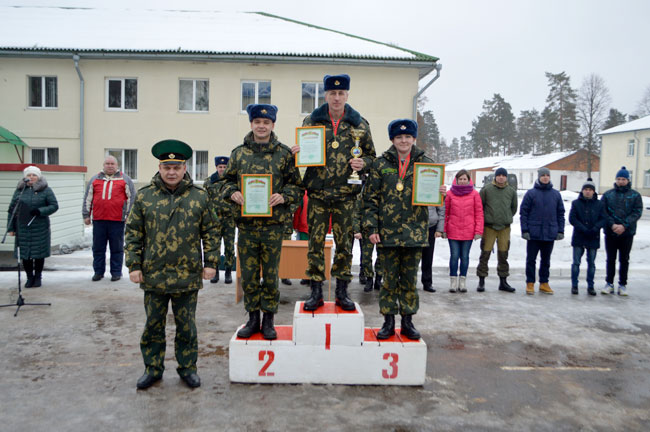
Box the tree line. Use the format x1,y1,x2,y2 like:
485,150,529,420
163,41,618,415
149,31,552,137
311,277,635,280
416,73,650,173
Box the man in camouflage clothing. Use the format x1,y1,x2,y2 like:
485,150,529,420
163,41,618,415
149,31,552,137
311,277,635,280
125,140,218,390
363,119,432,340
204,155,235,284
222,104,303,340
293,74,376,311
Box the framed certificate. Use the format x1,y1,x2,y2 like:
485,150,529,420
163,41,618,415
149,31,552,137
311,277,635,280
295,126,326,167
241,174,272,217
412,163,445,206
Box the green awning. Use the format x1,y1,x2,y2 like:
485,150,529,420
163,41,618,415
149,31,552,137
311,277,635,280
0,125,28,147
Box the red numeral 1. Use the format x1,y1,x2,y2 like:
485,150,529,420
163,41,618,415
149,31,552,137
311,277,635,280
382,352,399,379
325,323,331,350
258,350,275,376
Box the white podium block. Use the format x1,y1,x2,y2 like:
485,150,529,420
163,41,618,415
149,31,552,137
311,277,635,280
292,301,364,347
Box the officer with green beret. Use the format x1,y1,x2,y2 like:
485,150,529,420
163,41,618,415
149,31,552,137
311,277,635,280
222,104,303,340
363,119,431,340
204,155,236,284
125,139,219,389
292,74,376,311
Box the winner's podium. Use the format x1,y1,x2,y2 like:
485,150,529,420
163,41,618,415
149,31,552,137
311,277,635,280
229,302,427,385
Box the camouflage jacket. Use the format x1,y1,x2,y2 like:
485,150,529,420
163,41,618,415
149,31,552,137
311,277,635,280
203,171,236,224
302,103,376,201
363,145,432,247
221,131,304,231
125,172,218,294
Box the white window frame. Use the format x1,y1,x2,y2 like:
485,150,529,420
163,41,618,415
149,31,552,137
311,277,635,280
627,139,635,157
179,79,209,113
644,171,650,188
105,148,138,181
105,78,138,111
187,150,209,182
240,80,271,112
28,76,58,109
645,138,650,156
301,82,325,114
31,147,59,164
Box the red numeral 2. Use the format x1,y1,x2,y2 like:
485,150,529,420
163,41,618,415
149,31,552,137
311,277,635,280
382,352,399,379
258,350,275,376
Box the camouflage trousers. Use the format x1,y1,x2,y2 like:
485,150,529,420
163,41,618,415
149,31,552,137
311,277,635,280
476,226,511,278
140,290,198,378
216,217,236,269
238,227,283,314
307,197,354,282
360,235,382,278
378,247,421,315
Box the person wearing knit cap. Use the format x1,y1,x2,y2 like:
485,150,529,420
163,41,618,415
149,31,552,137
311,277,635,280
294,73,376,312
7,166,59,288
476,167,518,293
569,178,607,296
600,166,643,296
203,155,235,284
519,166,565,295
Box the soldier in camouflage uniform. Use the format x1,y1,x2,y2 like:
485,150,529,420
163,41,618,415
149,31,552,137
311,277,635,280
222,104,303,340
204,155,236,284
125,139,218,390
353,188,382,292
363,120,432,340
293,74,376,311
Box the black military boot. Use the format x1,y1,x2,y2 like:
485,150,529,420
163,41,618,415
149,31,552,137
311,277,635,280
400,315,421,340
373,275,382,291
359,273,367,285
423,282,435,293
364,277,374,292
237,311,261,338
477,276,486,292
261,312,277,340
32,272,42,288
376,314,395,339
210,271,219,283
281,278,292,286
335,279,355,311
224,268,233,284
24,270,35,288
303,281,324,311
498,277,516,293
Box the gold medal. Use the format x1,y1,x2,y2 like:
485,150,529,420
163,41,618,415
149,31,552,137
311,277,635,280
332,140,339,149
396,180,404,191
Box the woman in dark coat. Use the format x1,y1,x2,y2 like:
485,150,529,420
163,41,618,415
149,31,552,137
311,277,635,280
7,166,59,287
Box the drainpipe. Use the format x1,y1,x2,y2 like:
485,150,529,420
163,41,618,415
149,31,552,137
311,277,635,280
73,54,84,166
412,62,442,120
634,131,640,187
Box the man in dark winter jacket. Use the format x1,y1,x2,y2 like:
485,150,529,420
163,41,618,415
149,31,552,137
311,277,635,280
569,178,607,296
476,167,518,293
293,74,376,312
520,167,565,295
83,156,135,282
600,166,643,296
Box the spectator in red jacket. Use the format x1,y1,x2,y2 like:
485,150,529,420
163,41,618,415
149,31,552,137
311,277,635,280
83,156,135,281
443,170,483,293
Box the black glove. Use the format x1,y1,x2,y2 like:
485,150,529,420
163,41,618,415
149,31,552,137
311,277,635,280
522,232,530,241
556,232,564,240
30,208,40,216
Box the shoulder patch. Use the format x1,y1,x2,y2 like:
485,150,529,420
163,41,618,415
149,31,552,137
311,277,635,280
381,168,398,175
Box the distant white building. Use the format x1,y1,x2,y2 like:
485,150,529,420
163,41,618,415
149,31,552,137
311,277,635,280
445,149,600,191
598,115,650,196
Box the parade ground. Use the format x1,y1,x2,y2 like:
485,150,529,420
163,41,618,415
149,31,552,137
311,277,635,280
1,247,649,432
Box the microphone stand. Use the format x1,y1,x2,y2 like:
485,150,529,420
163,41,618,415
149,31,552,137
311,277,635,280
1,180,52,317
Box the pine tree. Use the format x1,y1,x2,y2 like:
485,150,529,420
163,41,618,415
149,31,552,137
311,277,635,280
459,136,473,159
515,109,543,154
468,94,516,157
603,108,628,130
447,137,460,162
416,110,441,159
543,71,580,152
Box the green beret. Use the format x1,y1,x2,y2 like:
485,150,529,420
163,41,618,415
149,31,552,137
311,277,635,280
152,139,193,164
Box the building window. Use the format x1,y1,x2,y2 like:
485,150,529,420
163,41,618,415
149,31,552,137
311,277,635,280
106,78,138,110
31,148,59,164
106,149,137,180
646,138,650,156
241,81,271,111
28,76,58,108
301,82,325,114
627,139,635,157
530,172,533,183
645,171,650,188
187,151,209,181
179,79,209,112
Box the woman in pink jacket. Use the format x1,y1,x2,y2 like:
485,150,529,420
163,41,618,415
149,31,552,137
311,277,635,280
444,170,484,292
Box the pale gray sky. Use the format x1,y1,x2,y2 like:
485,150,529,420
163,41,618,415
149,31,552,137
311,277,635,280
8,0,650,141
